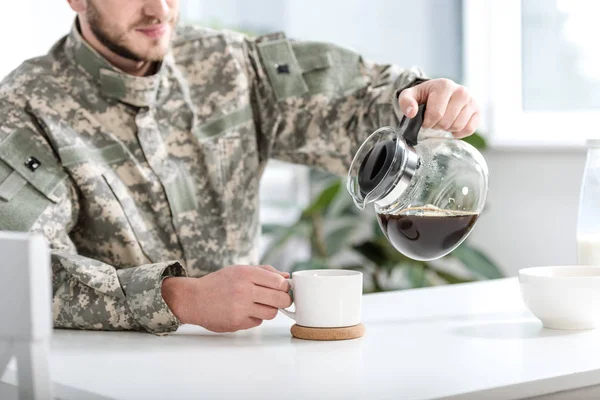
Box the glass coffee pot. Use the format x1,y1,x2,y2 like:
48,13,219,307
347,105,489,261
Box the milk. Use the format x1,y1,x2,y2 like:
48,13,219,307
577,235,600,266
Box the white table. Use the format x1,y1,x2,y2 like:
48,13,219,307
4,278,600,400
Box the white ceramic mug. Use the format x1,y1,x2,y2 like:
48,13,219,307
279,269,363,328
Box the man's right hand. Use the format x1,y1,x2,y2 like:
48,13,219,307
161,265,292,333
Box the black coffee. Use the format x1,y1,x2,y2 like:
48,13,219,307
377,207,479,261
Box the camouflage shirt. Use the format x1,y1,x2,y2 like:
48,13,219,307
0,21,425,335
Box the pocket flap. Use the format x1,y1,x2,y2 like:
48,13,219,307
192,105,253,139
0,130,67,202
257,39,309,100
59,143,129,167
296,52,333,73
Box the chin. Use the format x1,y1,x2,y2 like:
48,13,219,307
148,47,170,61
125,31,172,61
129,44,170,62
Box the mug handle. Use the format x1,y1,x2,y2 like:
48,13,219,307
279,278,295,320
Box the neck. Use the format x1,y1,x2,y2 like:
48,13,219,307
79,21,156,77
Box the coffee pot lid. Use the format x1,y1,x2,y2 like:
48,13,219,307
356,139,399,197
347,105,426,209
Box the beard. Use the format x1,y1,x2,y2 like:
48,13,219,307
86,1,176,62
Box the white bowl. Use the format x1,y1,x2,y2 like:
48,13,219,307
519,266,600,330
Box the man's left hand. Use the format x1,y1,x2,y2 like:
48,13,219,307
398,78,480,139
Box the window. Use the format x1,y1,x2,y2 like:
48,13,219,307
464,0,600,147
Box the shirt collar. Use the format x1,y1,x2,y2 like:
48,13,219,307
64,19,172,108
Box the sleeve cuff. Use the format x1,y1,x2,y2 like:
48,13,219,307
121,261,188,335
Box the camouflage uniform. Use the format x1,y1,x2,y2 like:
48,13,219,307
0,21,426,335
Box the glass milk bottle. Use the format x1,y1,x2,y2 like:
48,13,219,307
577,139,600,266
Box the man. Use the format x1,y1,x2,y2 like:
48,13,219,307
0,0,480,335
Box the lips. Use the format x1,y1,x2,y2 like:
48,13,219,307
136,24,168,39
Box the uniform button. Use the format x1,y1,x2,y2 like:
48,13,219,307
25,157,41,171
275,64,290,74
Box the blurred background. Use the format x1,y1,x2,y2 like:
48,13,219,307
1,0,597,290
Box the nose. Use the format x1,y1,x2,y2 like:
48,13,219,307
144,0,170,21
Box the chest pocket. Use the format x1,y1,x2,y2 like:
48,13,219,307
192,105,257,191
192,105,260,255
0,129,68,231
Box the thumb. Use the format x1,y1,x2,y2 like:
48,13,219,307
398,84,427,118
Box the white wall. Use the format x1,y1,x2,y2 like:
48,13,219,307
182,0,463,81
0,1,73,79
285,0,463,81
468,148,587,276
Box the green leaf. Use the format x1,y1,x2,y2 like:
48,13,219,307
324,216,361,257
354,233,416,268
451,243,503,279
260,221,311,265
378,238,414,264
432,269,474,284
352,241,389,266
325,183,357,218
291,258,331,272
303,180,342,216
407,264,427,288
461,132,487,150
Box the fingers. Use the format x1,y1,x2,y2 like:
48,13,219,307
422,83,454,129
433,87,471,131
453,112,480,138
236,317,263,331
250,304,279,321
249,267,290,292
249,317,263,327
257,265,290,278
447,103,473,133
253,285,293,309
397,78,480,137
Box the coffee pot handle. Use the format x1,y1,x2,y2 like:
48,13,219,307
400,103,427,146
278,278,296,320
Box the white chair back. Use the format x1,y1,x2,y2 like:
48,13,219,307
0,232,53,400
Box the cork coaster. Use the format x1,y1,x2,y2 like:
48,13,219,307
290,323,366,341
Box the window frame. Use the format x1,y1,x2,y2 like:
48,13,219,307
463,0,598,148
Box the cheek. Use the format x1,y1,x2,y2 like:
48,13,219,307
107,20,136,40
100,4,138,32
156,36,171,50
